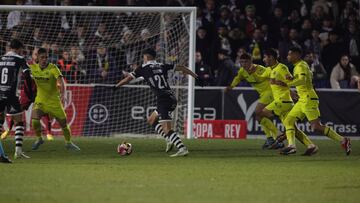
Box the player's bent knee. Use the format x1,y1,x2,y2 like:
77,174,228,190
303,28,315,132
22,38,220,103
284,116,296,128
311,123,323,132
147,112,159,125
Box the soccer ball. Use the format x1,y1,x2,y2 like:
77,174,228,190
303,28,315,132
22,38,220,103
117,142,133,156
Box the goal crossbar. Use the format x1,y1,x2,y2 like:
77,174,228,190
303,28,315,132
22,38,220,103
0,5,196,13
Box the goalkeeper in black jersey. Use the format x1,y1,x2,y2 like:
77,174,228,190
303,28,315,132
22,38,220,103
114,48,201,157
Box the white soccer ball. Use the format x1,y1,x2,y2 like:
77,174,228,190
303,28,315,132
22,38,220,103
117,142,133,156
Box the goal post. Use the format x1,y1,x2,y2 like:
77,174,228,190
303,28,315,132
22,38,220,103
0,5,196,139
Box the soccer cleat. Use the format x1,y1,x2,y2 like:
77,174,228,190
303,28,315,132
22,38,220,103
14,152,31,159
279,146,297,155
165,141,174,153
302,145,319,156
0,154,12,163
1,130,10,140
262,137,275,149
32,139,44,150
276,133,287,142
269,140,285,149
46,134,54,141
341,138,351,156
170,147,189,157
65,142,81,151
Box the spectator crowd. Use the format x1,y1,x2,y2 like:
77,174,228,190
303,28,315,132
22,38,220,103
0,0,359,89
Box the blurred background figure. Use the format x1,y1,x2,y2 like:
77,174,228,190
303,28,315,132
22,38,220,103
330,54,359,89
195,51,213,86
215,49,236,86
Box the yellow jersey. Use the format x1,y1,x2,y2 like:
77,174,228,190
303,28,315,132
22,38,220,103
30,63,62,105
230,64,272,96
288,60,318,102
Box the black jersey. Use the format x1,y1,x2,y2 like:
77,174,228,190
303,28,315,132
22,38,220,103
0,51,30,99
130,60,175,97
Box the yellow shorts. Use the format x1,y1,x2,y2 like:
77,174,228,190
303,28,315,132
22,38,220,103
33,102,67,120
265,100,293,121
287,99,320,122
258,91,274,105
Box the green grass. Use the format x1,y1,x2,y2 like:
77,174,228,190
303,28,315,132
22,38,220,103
1,137,359,203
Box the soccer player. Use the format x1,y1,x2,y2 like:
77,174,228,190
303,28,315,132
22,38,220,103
225,53,281,149
30,48,80,151
281,47,351,155
1,47,54,141
0,39,34,159
253,49,318,155
113,48,200,157
1,81,54,141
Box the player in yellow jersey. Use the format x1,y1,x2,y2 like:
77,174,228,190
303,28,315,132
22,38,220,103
281,47,351,155
253,49,318,155
225,53,281,149
30,48,80,151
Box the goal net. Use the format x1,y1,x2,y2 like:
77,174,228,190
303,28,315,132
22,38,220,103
0,6,196,138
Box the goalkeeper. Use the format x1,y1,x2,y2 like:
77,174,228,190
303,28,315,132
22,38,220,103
30,48,80,151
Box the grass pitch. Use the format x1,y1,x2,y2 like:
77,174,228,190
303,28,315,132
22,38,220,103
0,137,359,203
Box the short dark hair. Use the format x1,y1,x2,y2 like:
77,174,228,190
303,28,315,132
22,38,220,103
218,49,229,56
143,48,156,58
37,47,48,55
289,46,302,55
263,48,278,59
305,50,314,55
239,53,252,60
10,39,24,49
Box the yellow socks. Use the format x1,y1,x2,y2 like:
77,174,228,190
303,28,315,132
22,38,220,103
62,125,72,143
324,126,343,142
260,117,278,139
283,116,297,146
32,119,42,140
295,128,313,147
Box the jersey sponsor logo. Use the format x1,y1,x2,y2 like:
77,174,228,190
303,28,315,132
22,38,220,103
1,57,14,61
33,76,50,81
0,61,15,66
89,104,109,124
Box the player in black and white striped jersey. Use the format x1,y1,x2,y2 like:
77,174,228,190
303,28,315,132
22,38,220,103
114,48,202,157
0,39,34,161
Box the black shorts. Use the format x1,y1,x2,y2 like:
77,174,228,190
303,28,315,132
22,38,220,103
157,93,177,121
0,96,23,115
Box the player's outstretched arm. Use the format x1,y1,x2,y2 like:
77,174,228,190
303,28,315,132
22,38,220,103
286,74,306,87
175,65,198,79
225,69,244,93
175,65,206,87
114,75,134,89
